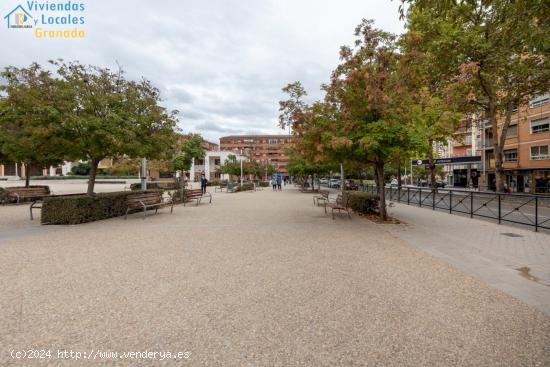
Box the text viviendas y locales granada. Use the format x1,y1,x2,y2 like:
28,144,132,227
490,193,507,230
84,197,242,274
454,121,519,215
27,1,87,38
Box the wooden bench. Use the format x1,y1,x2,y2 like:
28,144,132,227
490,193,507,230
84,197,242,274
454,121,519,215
183,189,212,206
323,194,351,220
3,187,51,220
5,186,51,204
125,191,173,219
313,190,330,206
214,182,228,192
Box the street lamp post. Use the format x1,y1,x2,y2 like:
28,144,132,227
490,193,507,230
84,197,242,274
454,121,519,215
141,158,147,191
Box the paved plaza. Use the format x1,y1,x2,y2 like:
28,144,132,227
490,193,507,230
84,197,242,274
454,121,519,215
1,183,549,366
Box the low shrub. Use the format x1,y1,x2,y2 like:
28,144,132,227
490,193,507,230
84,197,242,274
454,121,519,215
231,182,255,192
41,190,162,224
258,181,270,187
342,191,379,214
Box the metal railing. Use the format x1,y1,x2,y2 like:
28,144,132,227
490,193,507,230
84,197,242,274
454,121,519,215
360,185,550,232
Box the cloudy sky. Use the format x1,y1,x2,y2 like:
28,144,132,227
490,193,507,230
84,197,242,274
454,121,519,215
0,0,405,143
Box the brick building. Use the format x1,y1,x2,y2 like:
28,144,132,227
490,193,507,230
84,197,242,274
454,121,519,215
219,135,295,175
442,92,550,193
478,92,550,193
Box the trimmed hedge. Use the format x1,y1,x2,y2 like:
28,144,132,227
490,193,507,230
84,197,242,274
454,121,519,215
30,175,139,180
342,191,379,214
206,180,221,187
130,182,180,191
41,190,162,224
0,185,50,204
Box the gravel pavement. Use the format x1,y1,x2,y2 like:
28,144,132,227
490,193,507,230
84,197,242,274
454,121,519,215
1,186,549,366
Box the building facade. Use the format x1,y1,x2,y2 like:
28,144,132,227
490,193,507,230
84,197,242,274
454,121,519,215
441,92,550,193
219,135,295,175
476,92,550,193
189,150,246,182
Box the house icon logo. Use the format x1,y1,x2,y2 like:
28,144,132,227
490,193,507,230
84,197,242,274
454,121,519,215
4,4,33,29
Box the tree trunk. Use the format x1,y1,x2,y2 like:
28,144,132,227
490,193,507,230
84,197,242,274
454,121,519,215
427,141,437,192
487,100,505,193
24,162,30,187
87,158,99,195
493,101,514,193
375,160,387,221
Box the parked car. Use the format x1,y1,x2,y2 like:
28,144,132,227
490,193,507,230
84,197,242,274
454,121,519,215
319,177,329,185
329,178,341,188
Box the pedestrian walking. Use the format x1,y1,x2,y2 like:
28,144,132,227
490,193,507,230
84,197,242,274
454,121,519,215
277,177,282,191
200,174,208,194
271,177,277,191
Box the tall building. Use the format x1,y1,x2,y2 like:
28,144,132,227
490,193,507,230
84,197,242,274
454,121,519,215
219,135,295,175
476,92,550,193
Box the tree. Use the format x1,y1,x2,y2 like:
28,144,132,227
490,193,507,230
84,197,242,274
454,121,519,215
321,19,405,220
408,90,462,190
402,0,550,192
171,134,205,173
53,60,178,195
0,64,69,186
221,154,249,179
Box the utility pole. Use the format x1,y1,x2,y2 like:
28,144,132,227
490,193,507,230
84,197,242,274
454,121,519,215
340,163,344,193
240,156,243,188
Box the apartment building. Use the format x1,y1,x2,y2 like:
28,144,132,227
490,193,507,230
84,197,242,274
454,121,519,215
476,92,550,193
219,135,295,175
440,92,549,193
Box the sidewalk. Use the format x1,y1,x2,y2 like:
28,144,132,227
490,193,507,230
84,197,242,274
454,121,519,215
1,187,549,365
386,202,550,316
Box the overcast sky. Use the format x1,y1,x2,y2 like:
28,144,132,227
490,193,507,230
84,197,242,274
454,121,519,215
0,0,405,143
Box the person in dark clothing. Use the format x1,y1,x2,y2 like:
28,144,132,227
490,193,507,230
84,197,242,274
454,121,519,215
200,174,208,194
271,177,277,191
277,178,282,191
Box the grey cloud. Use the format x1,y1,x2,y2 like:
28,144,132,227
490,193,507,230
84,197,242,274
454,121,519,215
194,122,242,134
0,0,404,143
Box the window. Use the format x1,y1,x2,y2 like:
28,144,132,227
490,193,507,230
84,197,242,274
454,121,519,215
466,148,472,156
268,139,278,144
506,124,518,138
195,159,204,165
530,93,549,108
504,149,518,162
214,159,220,165
530,118,549,134
464,135,472,145
243,139,254,143
530,145,549,160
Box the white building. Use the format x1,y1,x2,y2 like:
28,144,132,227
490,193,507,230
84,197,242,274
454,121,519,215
189,150,247,182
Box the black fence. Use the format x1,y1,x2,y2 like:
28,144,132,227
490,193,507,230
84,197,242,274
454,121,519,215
360,185,550,232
